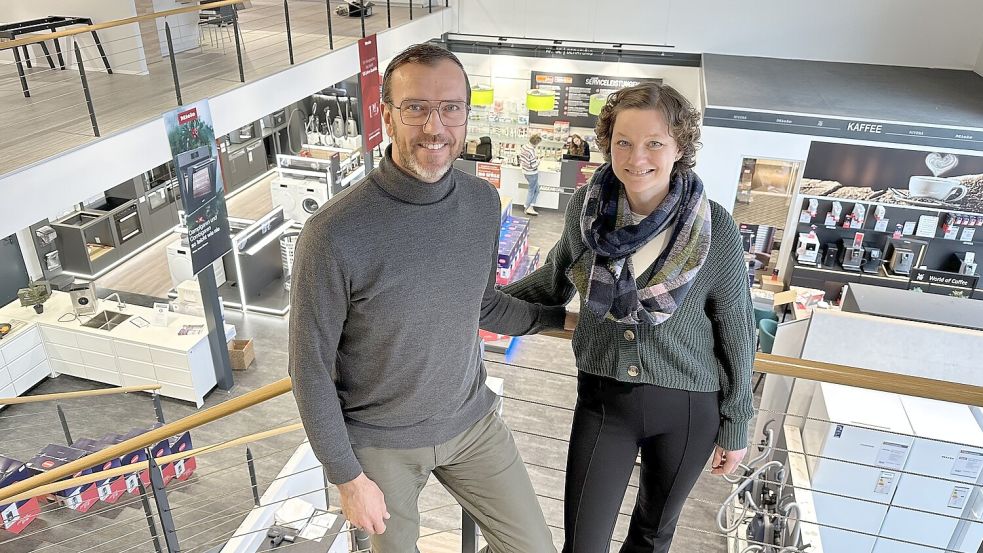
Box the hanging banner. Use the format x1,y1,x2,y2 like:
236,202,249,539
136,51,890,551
358,34,383,150
163,100,233,275
476,162,502,188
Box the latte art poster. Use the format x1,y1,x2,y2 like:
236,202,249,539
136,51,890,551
802,142,983,213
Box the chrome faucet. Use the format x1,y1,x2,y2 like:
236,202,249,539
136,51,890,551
103,292,126,311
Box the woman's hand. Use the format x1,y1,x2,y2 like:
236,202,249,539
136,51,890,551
710,446,747,475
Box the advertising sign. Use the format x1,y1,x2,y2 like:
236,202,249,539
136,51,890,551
476,162,501,188
528,71,661,128
575,161,603,189
801,142,983,214
164,101,233,275
358,34,383,150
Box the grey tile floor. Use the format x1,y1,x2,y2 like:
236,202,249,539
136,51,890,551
0,207,751,552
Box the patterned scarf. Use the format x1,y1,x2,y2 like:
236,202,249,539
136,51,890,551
571,164,712,325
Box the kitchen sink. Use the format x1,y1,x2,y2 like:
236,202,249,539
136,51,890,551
81,310,131,331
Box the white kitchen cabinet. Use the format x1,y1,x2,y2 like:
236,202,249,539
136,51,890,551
118,358,156,380
41,326,79,348
0,383,15,410
13,360,51,395
0,365,11,389
0,328,50,399
49,358,86,379
45,342,83,364
0,327,41,365
75,333,115,356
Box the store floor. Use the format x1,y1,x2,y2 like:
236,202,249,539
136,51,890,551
0,2,443,177
1,206,746,552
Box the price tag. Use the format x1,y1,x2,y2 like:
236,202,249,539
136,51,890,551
873,471,896,494
949,486,971,509
874,219,889,232
66,494,83,510
98,483,113,501
961,228,976,242
876,442,909,470
126,473,140,493
2,503,20,529
916,215,939,238
799,210,812,224
902,221,916,235
944,226,960,240
174,459,186,478
952,450,983,479
824,213,836,227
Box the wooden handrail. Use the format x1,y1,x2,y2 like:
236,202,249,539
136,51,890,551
754,353,983,407
0,423,304,505
0,384,160,405
0,0,244,51
0,377,292,503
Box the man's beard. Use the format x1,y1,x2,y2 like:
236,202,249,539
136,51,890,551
392,127,460,183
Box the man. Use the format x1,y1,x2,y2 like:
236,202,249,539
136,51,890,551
520,133,543,216
289,43,562,553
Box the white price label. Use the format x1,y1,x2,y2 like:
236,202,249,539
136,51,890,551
949,486,971,509
98,483,113,501
876,442,909,470
944,226,960,240
2,502,20,529
952,450,983,480
126,473,140,493
824,213,836,227
66,494,83,510
874,219,889,232
799,210,812,224
961,228,976,242
174,459,186,478
902,221,916,235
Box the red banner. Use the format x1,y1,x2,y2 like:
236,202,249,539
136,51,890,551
358,35,383,150
476,162,502,188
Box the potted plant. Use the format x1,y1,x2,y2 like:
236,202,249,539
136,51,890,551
17,281,51,314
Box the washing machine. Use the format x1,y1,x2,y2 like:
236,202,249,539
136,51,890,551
270,178,297,221
271,177,329,224
166,239,227,288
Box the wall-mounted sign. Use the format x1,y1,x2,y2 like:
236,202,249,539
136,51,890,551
528,71,661,128
358,35,383,150
909,268,978,290
703,107,983,152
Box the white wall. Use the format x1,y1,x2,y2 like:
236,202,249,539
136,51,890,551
0,12,447,240
0,0,149,75
458,0,983,69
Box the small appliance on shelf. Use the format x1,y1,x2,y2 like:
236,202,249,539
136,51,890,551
888,247,915,276
796,232,820,265
839,238,864,272
958,252,978,276
861,247,882,274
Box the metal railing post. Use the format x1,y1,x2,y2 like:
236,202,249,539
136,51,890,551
429,0,433,14
246,447,260,506
410,0,414,20
325,0,334,49
11,47,30,98
153,392,166,424
387,0,391,27
446,0,449,7
138,480,165,553
56,404,73,444
232,7,245,82
462,510,479,553
72,42,99,134
147,450,180,553
359,3,366,38
164,22,183,105
284,0,295,65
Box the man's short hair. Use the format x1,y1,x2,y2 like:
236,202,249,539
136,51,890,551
382,43,471,105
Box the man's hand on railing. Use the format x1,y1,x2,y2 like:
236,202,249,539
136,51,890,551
710,446,747,476
337,472,391,534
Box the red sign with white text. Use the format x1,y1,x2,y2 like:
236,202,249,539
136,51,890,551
358,35,383,150
476,162,502,188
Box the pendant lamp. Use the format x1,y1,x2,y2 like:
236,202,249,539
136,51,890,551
588,93,608,116
471,84,494,107
526,89,556,112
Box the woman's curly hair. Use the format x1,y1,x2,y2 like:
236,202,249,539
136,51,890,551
594,83,702,176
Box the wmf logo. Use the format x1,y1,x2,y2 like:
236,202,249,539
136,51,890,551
916,273,926,281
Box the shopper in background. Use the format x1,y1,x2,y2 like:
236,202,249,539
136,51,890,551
520,133,543,215
566,133,591,159
289,43,560,553
502,82,755,552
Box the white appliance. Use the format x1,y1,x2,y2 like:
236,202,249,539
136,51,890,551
872,397,983,553
166,240,227,288
801,383,915,553
270,177,328,224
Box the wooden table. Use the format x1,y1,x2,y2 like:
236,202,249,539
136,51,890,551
0,16,113,98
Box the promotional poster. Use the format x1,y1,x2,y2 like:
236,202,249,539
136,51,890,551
358,34,383,150
163,100,233,275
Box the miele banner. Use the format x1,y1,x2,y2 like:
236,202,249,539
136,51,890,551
358,34,383,150
163,100,233,274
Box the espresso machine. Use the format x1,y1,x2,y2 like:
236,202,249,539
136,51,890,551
889,247,915,276
959,252,978,276
861,247,883,273
839,239,864,272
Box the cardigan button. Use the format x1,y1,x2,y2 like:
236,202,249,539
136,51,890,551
627,365,640,377
624,330,635,341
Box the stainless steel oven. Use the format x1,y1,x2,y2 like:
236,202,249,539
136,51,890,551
146,186,170,214
113,202,143,243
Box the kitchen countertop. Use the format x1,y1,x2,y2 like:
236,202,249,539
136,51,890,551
0,292,235,352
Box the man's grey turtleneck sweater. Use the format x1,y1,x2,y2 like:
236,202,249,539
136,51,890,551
289,148,565,484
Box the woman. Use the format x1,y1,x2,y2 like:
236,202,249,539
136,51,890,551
566,133,591,159
503,83,755,552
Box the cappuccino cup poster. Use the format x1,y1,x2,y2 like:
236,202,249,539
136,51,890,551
800,141,983,213
163,100,233,275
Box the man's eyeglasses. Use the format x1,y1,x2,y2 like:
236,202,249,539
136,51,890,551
390,100,470,127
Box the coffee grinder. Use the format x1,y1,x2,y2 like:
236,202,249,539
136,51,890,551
861,247,883,273
839,238,864,272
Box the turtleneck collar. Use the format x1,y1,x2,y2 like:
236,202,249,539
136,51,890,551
371,145,456,205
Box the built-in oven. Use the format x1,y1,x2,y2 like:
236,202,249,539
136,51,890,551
177,147,218,215
146,185,170,214
113,202,143,244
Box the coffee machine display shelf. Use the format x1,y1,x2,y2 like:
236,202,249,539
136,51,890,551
798,193,983,219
